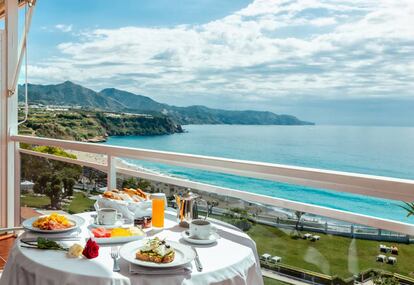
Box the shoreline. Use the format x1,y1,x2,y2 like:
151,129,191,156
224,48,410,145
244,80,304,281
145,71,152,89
68,150,164,177
67,149,290,219
83,136,107,143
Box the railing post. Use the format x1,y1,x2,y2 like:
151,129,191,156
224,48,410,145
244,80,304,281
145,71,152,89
0,0,19,228
0,30,6,227
107,155,117,190
14,141,20,225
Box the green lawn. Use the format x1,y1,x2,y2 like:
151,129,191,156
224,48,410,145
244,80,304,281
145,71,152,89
66,192,95,214
247,223,414,279
21,194,50,208
206,213,414,280
263,277,291,285
21,192,95,214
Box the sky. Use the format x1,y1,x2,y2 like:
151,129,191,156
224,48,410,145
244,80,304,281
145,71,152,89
18,0,414,125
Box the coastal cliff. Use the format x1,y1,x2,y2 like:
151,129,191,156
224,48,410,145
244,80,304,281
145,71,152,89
18,109,183,142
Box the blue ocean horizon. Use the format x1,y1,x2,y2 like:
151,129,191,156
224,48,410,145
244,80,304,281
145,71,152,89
103,125,414,225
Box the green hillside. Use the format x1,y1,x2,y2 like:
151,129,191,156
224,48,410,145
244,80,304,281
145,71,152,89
19,81,314,126
18,109,183,141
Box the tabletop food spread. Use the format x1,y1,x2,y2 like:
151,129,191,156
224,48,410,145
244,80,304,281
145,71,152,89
0,188,263,285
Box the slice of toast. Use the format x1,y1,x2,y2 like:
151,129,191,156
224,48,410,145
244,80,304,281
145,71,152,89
161,251,175,263
136,251,175,263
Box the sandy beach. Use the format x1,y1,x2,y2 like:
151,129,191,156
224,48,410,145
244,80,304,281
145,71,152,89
68,150,107,165
68,150,158,175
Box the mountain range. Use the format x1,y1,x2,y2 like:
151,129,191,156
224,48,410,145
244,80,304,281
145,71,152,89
18,81,314,125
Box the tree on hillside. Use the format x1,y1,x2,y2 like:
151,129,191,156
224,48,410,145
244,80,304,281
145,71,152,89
137,179,151,191
122,177,138,189
33,173,51,194
47,175,63,209
83,167,106,190
230,207,248,218
63,177,76,197
121,177,151,191
21,145,82,209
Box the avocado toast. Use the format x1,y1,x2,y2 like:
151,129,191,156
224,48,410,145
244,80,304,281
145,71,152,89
136,237,175,263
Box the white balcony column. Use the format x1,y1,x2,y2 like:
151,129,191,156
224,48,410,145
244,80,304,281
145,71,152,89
107,155,117,190
0,0,19,227
0,30,6,227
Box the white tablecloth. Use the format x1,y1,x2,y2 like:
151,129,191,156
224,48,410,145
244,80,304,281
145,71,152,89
0,211,263,285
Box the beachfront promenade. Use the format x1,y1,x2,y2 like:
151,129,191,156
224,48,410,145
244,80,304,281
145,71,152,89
203,206,412,244
258,215,412,243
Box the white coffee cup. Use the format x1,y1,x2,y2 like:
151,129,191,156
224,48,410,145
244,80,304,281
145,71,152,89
97,208,122,225
189,219,216,239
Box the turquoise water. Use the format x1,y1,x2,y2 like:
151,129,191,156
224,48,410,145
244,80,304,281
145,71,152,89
103,125,414,224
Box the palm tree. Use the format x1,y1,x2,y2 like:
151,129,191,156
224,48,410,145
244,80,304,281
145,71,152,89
294,211,305,232
207,200,219,215
400,202,414,217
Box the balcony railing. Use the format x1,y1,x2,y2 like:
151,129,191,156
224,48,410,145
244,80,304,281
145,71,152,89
9,134,414,236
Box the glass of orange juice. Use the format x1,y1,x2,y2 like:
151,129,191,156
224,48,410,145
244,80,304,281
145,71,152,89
151,193,166,228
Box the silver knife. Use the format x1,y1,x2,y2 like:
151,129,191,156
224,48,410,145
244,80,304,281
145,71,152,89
192,247,203,272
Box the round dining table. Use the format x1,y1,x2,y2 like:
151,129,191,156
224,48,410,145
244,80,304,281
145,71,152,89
0,211,263,285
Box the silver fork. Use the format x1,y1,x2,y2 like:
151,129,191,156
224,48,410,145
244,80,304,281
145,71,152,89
111,246,120,272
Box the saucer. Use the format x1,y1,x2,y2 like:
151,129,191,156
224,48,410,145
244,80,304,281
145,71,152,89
181,230,219,245
90,220,126,229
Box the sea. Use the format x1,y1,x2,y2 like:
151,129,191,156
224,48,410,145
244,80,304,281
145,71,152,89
102,125,414,224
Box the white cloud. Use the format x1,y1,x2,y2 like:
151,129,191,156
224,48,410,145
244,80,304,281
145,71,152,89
309,17,337,26
29,0,414,106
54,24,73,33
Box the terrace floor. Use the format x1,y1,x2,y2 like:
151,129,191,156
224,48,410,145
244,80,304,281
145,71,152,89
0,234,17,271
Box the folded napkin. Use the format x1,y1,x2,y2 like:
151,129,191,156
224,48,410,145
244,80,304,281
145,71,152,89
129,264,192,275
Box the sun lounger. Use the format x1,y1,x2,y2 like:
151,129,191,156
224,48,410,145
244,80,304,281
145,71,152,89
387,256,397,265
303,233,312,239
376,254,387,262
311,235,320,241
379,244,390,253
260,253,272,261
270,256,281,264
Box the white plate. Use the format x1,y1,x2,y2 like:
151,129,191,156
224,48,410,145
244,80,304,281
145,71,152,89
120,240,196,268
22,215,84,233
92,234,145,244
181,231,219,245
90,228,146,244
